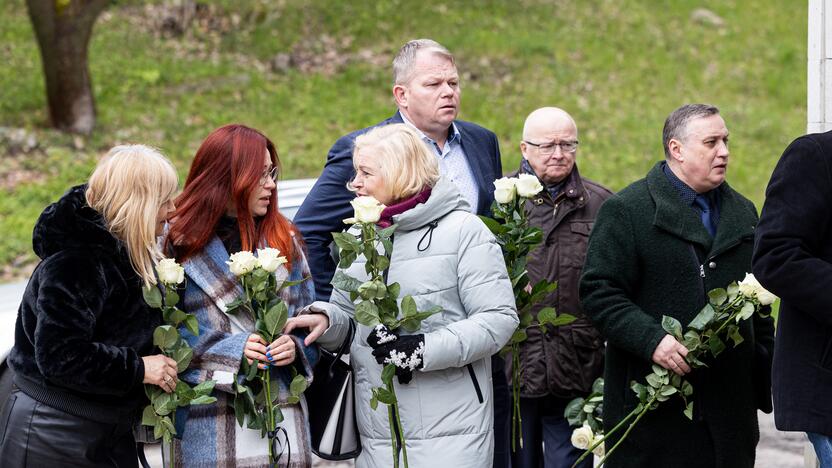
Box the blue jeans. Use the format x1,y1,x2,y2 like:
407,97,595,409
510,395,593,468
808,432,832,468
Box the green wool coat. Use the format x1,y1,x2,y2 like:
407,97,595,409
579,163,774,468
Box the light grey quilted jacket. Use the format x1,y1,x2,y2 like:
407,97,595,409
313,176,518,468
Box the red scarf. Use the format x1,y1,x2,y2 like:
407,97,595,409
376,186,432,228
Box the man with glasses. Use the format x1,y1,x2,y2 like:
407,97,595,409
580,104,774,467
508,107,611,468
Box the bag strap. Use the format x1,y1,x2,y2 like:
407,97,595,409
328,319,355,379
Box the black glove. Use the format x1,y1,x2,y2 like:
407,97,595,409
371,333,425,384
367,324,398,349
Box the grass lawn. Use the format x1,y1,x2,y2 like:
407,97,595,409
0,0,807,276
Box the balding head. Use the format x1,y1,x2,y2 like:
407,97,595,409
520,107,579,185
523,107,577,141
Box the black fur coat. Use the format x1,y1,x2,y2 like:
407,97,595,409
8,185,161,414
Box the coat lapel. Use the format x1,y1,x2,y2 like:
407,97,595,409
646,163,713,250
456,124,491,214
708,183,756,258
182,236,255,332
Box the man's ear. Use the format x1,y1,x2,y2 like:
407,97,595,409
393,84,408,108
519,141,528,160
668,138,684,163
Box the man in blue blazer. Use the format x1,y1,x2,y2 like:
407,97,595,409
294,38,509,467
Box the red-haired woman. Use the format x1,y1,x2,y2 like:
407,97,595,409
166,124,318,467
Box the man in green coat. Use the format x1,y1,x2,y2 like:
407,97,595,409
579,104,774,468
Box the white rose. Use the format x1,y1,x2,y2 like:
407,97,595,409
227,251,258,276
156,258,184,285
737,273,777,306
493,177,517,204
350,196,386,223
256,247,288,273
516,173,544,198
570,424,595,450
592,440,605,458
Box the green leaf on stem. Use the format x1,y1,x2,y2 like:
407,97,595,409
141,405,159,426
355,300,381,327
338,250,358,269
681,380,694,397
143,286,163,309
401,296,417,318
510,329,527,344
245,358,259,381
153,325,179,350
659,385,677,397
564,397,584,425
190,395,217,405
171,346,193,372
374,254,390,272
661,315,683,340
592,377,604,394
478,215,507,236
651,364,668,376
286,395,300,404
708,288,728,306
370,395,379,411
274,405,285,424
165,290,180,308
727,325,745,347
375,387,397,405
735,302,755,322
708,334,726,357
233,394,246,427
399,318,420,332
683,402,694,420
645,373,663,389
682,330,701,351
727,282,739,301
193,380,216,395
688,304,715,331
224,297,245,314
332,232,360,252
153,392,175,416
290,374,308,396
387,282,401,299
376,224,397,239
183,314,199,336
332,271,363,293
162,307,186,326
263,302,289,341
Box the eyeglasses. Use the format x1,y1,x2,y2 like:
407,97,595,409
259,166,278,186
524,139,579,155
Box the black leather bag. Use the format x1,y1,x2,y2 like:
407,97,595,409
307,320,361,460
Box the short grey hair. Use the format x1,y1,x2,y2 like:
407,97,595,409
662,103,720,159
392,39,455,85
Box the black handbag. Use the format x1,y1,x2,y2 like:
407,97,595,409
307,319,361,460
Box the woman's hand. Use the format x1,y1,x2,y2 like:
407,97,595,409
244,334,270,370
266,335,296,367
283,313,330,346
142,354,179,393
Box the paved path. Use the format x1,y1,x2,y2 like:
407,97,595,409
0,282,814,466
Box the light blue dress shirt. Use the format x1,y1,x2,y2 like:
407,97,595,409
400,113,480,212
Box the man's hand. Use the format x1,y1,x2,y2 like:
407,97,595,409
652,334,691,376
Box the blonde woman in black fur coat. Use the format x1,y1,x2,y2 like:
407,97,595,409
0,145,181,467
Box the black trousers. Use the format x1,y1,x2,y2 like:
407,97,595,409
492,354,511,468
0,389,138,468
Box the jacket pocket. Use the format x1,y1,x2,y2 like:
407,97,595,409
0,392,18,444
569,323,605,392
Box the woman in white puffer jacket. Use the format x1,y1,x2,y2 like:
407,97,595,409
285,123,518,468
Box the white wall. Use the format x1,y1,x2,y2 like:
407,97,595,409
809,0,832,132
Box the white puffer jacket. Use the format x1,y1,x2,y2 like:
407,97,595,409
314,176,519,468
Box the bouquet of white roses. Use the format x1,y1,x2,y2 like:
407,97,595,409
570,273,776,467
331,196,442,468
141,258,217,468
479,174,577,451
225,248,309,466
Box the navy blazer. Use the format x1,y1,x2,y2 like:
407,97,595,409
294,111,503,300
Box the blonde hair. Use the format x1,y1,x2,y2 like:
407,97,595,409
85,145,178,286
352,124,440,200
392,39,455,85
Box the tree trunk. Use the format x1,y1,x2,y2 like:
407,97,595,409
26,0,110,135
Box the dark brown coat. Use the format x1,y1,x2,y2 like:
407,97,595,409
508,164,612,399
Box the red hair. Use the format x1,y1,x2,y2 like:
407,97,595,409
169,124,295,265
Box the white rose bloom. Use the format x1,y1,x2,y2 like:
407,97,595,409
493,177,517,204
351,196,386,223
570,424,595,450
156,258,184,285
227,251,258,276
592,440,605,458
738,273,777,306
256,247,288,273
516,173,544,198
